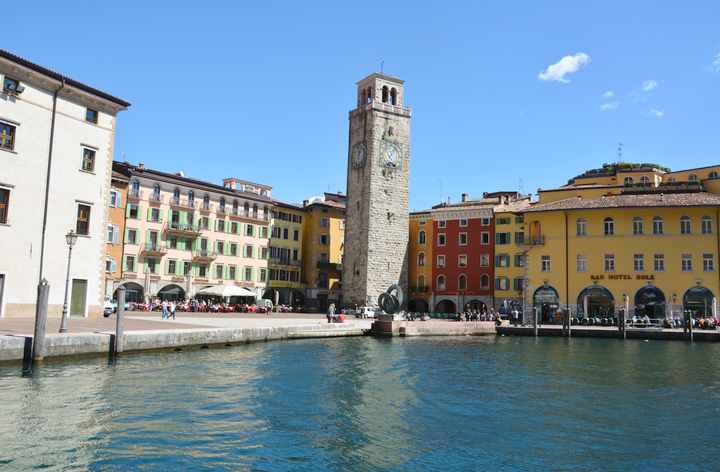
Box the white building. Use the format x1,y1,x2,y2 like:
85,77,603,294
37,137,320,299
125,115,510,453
0,50,129,318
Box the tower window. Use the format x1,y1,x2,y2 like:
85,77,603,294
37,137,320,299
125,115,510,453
390,88,397,105
382,86,388,103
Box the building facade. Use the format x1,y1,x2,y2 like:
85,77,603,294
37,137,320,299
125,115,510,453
408,211,432,312
266,200,305,306
302,193,345,312
105,170,129,298
343,73,411,307
109,163,271,302
0,49,129,318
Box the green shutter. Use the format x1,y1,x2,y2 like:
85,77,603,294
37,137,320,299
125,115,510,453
122,256,128,272
160,208,165,223
146,207,151,221
179,211,187,225
125,204,132,218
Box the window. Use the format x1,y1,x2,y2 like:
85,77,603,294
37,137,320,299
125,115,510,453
128,204,139,219
495,254,510,267
480,218,491,226
576,218,587,237
198,265,207,278
172,188,180,204
682,254,693,272
203,194,210,210
436,275,446,290
188,191,195,207
127,229,137,244
458,232,467,245
634,254,644,272
541,255,551,272
150,207,160,222
106,224,120,243
576,255,587,272
496,232,511,244
260,268,267,282
283,228,289,240
703,253,714,272
458,275,467,290
320,217,329,228
217,241,225,254
109,190,121,208
689,174,698,182
2,77,20,93
514,254,525,267
130,180,140,197
183,261,192,275
219,198,226,213
168,237,177,249
200,217,209,230
261,226,269,238
230,243,238,256
654,254,665,272
653,217,664,235
496,217,511,225
231,222,238,233
85,108,99,123
438,221,446,228
480,254,490,267
293,230,299,241
632,217,644,235
624,176,634,186
0,188,9,224
217,220,226,232
152,184,161,201
495,277,509,291
147,258,158,274
436,255,445,268
603,217,614,236
226,265,235,280
418,252,425,266
418,230,426,244
680,216,691,234
81,147,96,172
105,258,116,273
320,234,329,245
515,215,524,224
0,122,16,151
702,216,713,234
437,233,446,246
458,255,467,267
125,255,136,272
640,176,650,186
480,274,490,289
232,200,239,215
481,232,490,245
514,232,525,244
604,254,615,272
459,218,468,227
216,264,224,279
710,171,719,179
246,224,255,237
76,204,91,235
245,245,254,258
168,260,177,275
418,275,425,289
513,278,525,291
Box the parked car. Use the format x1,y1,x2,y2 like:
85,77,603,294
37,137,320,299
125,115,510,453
103,298,114,317
355,306,380,319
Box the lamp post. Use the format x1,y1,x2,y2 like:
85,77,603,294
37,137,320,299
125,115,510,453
59,230,78,333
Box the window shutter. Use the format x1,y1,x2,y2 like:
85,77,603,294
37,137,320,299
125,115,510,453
122,256,127,272
146,207,151,221
159,208,165,223
179,211,187,225
125,204,132,218
113,226,120,244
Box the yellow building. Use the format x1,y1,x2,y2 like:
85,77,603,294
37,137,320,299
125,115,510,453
267,200,305,306
491,193,532,310
301,193,346,312
105,170,129,300
408,211,432,312
524,163,720,323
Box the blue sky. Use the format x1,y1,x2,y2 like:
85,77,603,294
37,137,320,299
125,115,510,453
5,2,719,210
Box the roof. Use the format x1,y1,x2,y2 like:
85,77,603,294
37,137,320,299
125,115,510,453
272,199,304,211
356,72,404,85
0,49,130,108
540,183,621,192
525,192,720,213
306,199,346,210
113,161,274,204
494,198,533,213
111,170,129,182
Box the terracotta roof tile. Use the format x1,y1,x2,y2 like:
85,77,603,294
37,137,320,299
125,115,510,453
525,192,720,213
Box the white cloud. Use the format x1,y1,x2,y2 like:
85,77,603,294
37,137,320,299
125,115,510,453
538,53,591,83
602,90,615,99
600,102,619,111
649,108,664,118
713,52,720,72
641,80,658,92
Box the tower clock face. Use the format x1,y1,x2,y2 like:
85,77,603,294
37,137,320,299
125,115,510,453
352,142,366,168
382,143,400,168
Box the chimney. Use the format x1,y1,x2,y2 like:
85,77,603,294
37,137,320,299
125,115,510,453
303,199,309,207
461,193,468,203
138,162,145,171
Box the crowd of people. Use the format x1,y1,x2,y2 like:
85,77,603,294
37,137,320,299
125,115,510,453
131,298,276,315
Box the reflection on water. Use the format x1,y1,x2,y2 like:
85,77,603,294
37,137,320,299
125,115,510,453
0,337,719,471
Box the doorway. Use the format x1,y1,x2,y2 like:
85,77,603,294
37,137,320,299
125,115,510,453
70,279,88,317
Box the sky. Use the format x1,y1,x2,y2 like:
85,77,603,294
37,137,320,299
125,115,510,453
4,2,719,210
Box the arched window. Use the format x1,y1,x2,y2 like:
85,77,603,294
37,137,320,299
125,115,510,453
680,216,691,234
219,197,226,213
381,86,388,103
152,184,161,201
390,88,397,105
603,217,614,236
366,87,372,104
264,206,269,220
418,230,426,244
640,176,650,185
188,190,194,207
131,180,140,197
253,204,258,218
172,187,180,203
480,274,490,289
232,199,239,215
709,171,719,179
458,274,467,290
668,177,677,183
689,174,698,182
576,218,587,236
417,252,425,266
436,275,446,290
418,275,425,290
653,216,664,234
203,194,210,210
624,177,634,186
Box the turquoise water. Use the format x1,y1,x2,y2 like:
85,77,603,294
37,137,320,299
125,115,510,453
0,336,719,471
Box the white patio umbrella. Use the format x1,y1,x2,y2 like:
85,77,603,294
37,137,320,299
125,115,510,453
196,285,256,298
713,297,718,320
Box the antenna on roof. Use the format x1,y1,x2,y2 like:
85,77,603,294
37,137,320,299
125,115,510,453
617,142,623,161
380,60,384,75
519,177,525,195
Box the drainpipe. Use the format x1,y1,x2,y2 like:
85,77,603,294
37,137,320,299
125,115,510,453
38,79,66,284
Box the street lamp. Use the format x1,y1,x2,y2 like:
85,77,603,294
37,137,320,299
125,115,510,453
59,229,78,333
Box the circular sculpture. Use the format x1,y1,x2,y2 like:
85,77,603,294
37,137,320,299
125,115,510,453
378,284,404,315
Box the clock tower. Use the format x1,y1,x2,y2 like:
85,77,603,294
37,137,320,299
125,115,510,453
343,73,411,308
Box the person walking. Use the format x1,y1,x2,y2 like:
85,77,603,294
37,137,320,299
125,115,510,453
161,300,168,320
170,300,177,320
327,303,335,324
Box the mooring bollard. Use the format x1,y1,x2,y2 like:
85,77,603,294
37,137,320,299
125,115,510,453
114,287,125,355
688,312,694,343
619,309,626,340
533,307,539,337
32,279,50,362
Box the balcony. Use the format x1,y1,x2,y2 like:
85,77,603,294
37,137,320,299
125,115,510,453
141,242,167,256
164,222,202,237
269,258,302,267
127,190,142,202
520,235,545,246
192,249,217,262
229,210,271,224
169,198,196,210
317,261,342,272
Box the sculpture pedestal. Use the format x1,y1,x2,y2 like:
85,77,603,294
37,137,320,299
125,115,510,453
371,314,407,337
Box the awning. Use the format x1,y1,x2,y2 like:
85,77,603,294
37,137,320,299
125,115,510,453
196,285,257,298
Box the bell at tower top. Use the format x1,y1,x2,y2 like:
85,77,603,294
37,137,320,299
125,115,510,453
355,73,406,109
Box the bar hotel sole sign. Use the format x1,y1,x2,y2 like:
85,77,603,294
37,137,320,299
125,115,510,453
590,274,655,281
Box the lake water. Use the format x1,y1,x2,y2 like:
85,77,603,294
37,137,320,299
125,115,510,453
0,336,719,471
